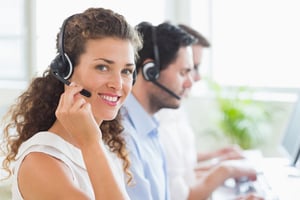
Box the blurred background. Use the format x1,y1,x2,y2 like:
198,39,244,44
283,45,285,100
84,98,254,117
1,0,300,164
1,0,300,198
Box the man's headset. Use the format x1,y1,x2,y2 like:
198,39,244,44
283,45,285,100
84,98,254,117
141,26,160,81
141,26,180,100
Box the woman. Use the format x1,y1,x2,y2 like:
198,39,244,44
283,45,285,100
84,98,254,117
1,7,142,200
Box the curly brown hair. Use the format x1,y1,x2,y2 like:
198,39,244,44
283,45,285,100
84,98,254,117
0,7,142,185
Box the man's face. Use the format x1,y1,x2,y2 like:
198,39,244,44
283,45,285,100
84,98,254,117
191,44,204,82
148,46,194,112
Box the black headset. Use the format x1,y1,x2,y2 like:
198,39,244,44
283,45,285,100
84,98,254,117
50,15,75,80
142,26,160,81
140,24,181,100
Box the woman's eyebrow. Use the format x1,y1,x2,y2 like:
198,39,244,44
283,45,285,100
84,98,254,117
94,58,114,64
94,57,135,67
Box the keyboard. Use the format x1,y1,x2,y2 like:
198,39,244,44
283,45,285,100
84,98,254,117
235,174,279,200
212,156,300,200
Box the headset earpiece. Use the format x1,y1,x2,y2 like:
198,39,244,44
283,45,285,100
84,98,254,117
142,25,160,82
50,15,74,80
50,53,73,79
142,61,159,81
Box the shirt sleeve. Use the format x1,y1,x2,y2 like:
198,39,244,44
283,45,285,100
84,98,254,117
169,176,190,200
158,108,197,200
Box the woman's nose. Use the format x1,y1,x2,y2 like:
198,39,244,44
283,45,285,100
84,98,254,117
107,73,122,90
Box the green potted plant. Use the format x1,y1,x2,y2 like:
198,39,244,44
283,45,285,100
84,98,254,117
207,79,272,149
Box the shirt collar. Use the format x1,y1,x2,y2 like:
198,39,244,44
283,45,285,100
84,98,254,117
123,93,159,137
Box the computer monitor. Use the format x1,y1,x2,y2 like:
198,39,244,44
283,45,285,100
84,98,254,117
281,91,300,166
293,148,300,166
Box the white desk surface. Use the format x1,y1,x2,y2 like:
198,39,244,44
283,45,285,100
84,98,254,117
211,156,300,200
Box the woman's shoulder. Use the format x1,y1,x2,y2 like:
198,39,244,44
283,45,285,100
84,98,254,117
17,132,72,154
15,131,84,168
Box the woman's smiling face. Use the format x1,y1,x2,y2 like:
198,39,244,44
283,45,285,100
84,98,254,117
70,37,136,124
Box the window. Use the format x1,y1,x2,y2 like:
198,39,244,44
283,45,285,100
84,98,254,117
35,0,166,75
190,0,300,95
0,0,166,88
0,0,26,82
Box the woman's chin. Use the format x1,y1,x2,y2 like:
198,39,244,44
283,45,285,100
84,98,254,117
101,113,118,122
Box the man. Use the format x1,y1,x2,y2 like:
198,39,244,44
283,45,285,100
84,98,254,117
121,22,262,200
156,24,260,200
121,21,195,200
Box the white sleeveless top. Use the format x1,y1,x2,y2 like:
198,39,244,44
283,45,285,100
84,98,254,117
11,131,130,200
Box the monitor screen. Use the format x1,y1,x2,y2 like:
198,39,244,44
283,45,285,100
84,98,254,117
281,92,300,166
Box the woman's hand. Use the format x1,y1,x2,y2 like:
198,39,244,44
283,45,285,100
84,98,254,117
55,82,101,148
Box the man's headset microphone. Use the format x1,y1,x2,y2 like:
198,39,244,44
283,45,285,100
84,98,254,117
49,14,137,98
141,25,181,100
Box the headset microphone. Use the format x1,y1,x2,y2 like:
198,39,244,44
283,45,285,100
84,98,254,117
152,80,181,100
51,70,91,97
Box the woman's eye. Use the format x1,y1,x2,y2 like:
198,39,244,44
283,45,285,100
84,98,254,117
122,68,133,75
96,65,108,71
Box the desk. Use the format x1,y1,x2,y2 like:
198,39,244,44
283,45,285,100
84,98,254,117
211,157,300,200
